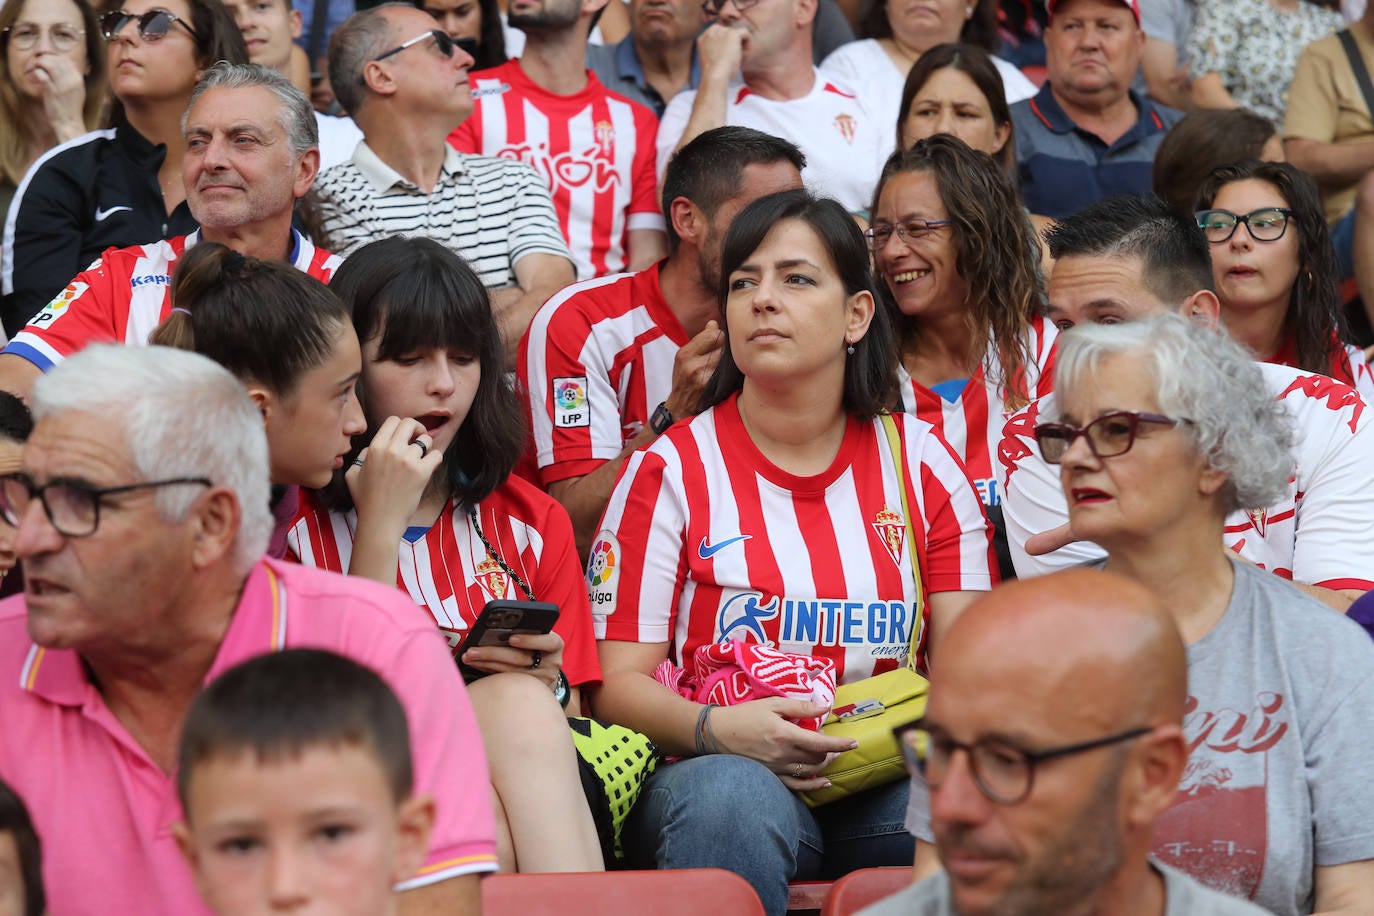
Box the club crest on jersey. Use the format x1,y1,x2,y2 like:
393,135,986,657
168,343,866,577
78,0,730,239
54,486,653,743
475,557,510,602
834,113,857,145
553,376,590,428
872,507,906,567
1246,508,1269,538
587,531,620,611
593,119,615,156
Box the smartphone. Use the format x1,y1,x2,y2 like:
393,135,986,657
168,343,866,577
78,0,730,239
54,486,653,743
455,599,560,682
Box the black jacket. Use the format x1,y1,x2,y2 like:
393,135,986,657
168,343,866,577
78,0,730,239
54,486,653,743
0,122,197,335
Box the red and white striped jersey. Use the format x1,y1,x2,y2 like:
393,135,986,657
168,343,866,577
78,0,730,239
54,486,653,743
592,394,996,679
286,476,602,687
998,362,1374,591
518,263,686,486
3,229,338,372
897,316,1058,508
449,62,663,280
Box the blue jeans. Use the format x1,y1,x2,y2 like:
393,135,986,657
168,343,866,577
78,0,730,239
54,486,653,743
621,755,913,916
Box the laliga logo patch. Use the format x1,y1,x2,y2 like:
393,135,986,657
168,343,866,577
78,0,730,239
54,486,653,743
587,532,619,611
872,506,906,567
553,376,590,428
475,556,510,601
833,113,857,145
29,280,89,327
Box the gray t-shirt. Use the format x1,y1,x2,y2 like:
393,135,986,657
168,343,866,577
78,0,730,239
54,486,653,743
906,559,1374,915
855,862,1271,915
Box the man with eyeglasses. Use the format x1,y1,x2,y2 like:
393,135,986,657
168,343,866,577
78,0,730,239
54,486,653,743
0,61,337,403
449,0,667,281
860,570,1270,916
0,344,497,916
652,0,883,214
996,193,1374,615
315,4,574,358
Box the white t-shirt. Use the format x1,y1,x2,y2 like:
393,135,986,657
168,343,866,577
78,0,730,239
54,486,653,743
314,111,363,173
655,68,887,213
820,39,1038,156
996,362,1374,591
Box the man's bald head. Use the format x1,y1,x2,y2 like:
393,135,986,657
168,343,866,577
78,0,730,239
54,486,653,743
938,569,1186,727
919,570,1191,915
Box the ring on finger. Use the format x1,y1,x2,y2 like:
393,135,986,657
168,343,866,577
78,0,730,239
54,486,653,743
351,458,365,468
529,650,542,670
412,438,429,458
792,764,804,779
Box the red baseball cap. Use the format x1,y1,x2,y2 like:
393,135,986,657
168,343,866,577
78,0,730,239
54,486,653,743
1046,0,1141,25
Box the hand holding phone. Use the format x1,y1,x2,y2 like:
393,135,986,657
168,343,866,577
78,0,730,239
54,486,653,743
456,599,560,682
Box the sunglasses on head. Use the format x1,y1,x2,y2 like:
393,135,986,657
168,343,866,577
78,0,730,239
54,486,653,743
99,8,199,43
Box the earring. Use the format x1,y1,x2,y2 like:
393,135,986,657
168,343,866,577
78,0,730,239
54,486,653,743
965,4,973,15
846,342,856,356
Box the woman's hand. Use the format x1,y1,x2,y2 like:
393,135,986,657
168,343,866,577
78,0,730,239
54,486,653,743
708,699,858,792
28,53,86,142
346,416,442,530
462,630,565,690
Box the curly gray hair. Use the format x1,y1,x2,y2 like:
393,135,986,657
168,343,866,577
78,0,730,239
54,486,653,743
1054,313,1295,513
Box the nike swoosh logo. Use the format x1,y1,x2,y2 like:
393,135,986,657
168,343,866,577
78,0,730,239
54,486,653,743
94,205,133,221
698,534,751,559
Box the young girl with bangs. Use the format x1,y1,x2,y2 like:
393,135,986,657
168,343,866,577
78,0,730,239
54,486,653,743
286,236,604,874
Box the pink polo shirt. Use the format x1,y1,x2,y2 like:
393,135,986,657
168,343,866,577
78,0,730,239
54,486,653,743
0,558,498,915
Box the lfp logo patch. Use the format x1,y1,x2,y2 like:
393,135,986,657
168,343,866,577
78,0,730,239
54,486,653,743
28,280,88,328
587,532,619,612
553,376,590,428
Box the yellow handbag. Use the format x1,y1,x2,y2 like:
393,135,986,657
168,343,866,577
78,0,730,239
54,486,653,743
802,412,928,807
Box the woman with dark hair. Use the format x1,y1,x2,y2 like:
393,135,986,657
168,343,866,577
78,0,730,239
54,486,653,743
1,0,247,332
1195,159,1373,400
869,135,1053,576
895,43,1012,168
417,0,505,70
0,778,43,916
592,189,993,916
1152,108,1285,217
0,0,107,216
151,242,367,555
822,0,1035,154
287,236,604,875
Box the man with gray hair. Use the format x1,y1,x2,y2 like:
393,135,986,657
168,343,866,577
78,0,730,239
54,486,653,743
0,62,337,402
0,345,497,915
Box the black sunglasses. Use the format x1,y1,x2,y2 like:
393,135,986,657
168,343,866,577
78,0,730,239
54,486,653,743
360,28,455,84
99,8,199,42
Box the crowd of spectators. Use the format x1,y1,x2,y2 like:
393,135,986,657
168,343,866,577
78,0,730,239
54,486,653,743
2,0,1374,913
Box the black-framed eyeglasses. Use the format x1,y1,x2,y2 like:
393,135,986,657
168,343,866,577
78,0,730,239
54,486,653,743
1034,410,1191,464
863,218,954,251
701,0,759,15
0,472,212,538
1194,207,1293,244
360,28,454,83
99,9,199,42
2,22,86,51
895,718,1154,805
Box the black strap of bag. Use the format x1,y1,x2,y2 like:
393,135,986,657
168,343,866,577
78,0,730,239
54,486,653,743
1338,29,1374,120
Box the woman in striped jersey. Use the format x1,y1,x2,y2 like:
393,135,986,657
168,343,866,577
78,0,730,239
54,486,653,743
592,190,995,915
285,237,604,874
869,135,1055,577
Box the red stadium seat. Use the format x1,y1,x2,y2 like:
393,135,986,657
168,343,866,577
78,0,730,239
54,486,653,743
481,868,766,915
820,867,912,916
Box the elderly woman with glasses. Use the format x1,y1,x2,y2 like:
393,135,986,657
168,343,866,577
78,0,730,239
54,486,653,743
907,313,1374,914
1,0,246,335
1194,159,1373,405
868,135,1052,578
0,0,107,219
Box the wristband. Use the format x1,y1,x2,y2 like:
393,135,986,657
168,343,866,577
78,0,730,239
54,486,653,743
552,669,570,709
